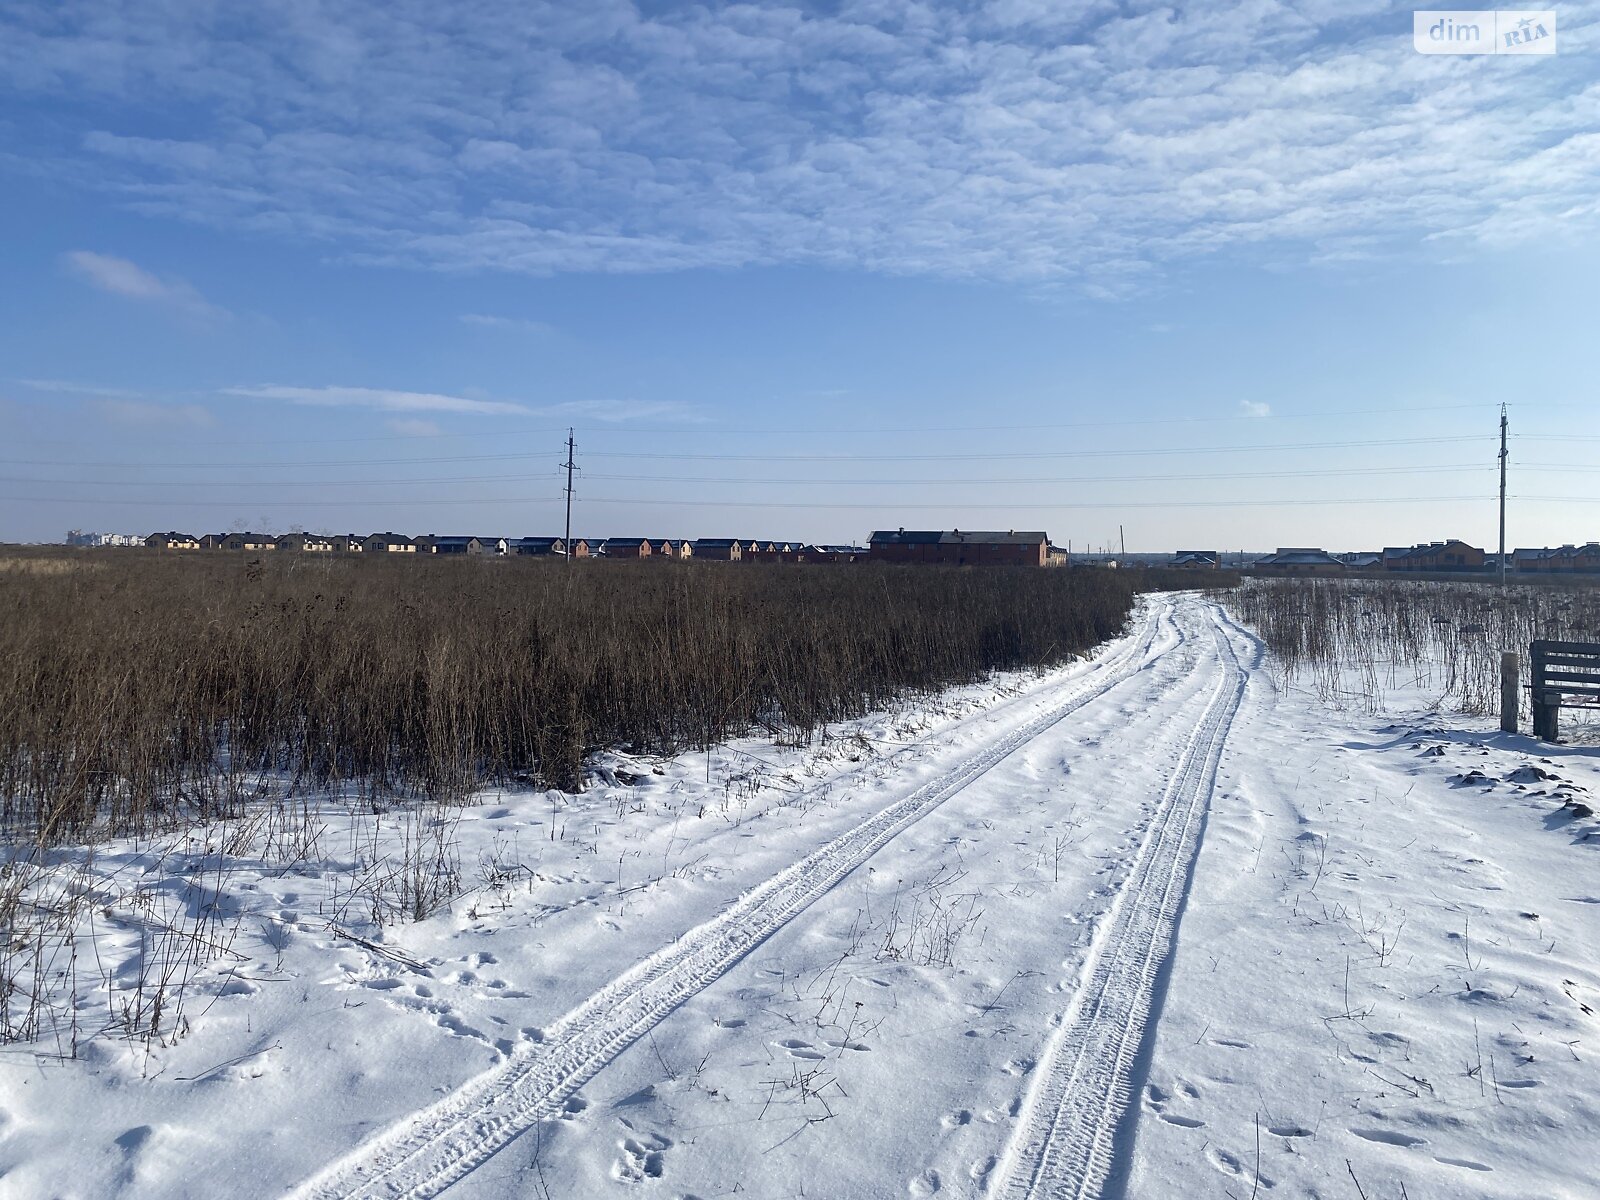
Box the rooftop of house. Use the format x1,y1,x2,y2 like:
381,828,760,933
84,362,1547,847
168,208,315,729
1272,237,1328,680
1258,547,1344,564
869,529,1048,546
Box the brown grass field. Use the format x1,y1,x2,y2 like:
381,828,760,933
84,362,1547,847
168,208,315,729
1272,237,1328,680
0,548,1224,845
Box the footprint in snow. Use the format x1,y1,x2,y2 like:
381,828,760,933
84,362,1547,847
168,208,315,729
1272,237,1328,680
612,1132,670,1182
1207,1146,1274,1188
908,1168,941,1195
777,1038,826,1061
1351,1128,1427,1149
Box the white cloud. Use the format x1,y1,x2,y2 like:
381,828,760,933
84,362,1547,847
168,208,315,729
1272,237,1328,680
62,251,228,320
9,4,1600,289
225,385,530,416
1239,400,1272,418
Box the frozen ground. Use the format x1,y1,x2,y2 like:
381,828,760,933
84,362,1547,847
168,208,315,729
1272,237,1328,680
0,593,1595,1199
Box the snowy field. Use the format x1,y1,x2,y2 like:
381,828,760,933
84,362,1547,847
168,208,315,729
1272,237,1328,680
1,592,1596,1199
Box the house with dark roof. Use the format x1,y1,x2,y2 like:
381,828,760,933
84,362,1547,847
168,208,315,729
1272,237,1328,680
795,544,863,564
868,529,1049,567
601,537,653,559
1170,550,1220,569
1381,540,1484,572
1339,552,1383,570
1528,543,1600,573
692,538,743,561
422,535,507,556
276,533,334,553
1557,543,1600,572
220,532,278,552
1251,547,1346,574
516,536,585,557
362,533,415,554
145,532,201,551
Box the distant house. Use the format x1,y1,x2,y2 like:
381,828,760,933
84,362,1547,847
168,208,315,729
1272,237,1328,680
1544,543,1600,573
1170,550,1220,570
220,532,277,552
516,536,574,557
807,544,865,564
693,538,744,561
742,540,793,562
1339,552,1383,570
601,538,653,559
424,535,506,556
199,534,226,549
868,529,1049,567
1382,540,1485,572
327,534,363,553
362,533,415,554
145,532,201,551
1252,547,1346,575
276,533,334,553
666,539,694,560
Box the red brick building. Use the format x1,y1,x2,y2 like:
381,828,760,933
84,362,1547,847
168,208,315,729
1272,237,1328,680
868,529,1049,566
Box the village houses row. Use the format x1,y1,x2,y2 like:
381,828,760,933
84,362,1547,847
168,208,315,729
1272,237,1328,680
141,531,878,562
1171,539,1600,575
136,530,1600,572
140,529,1066,565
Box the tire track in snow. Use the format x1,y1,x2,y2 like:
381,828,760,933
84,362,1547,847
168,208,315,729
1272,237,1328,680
288,601,1179,1199
990,602,1247,1200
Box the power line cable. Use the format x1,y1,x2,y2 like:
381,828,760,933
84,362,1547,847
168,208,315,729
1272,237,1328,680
0,433,1496,470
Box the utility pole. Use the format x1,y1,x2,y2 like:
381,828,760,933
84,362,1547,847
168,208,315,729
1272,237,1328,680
1498,404,1508,588
1119,524,1126,559
562,428,578,565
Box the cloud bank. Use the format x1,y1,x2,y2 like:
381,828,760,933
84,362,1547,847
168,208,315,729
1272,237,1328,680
8,2,1599,289
225,385,531,416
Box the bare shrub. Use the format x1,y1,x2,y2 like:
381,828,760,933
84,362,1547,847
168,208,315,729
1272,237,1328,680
0,552,1200,845
1232,577,1600,715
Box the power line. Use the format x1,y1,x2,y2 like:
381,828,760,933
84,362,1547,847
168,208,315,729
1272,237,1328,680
2,433,1496,471
582,435,1496,462
0,400,1528,447
0,463,1553,490
0,493,1511,511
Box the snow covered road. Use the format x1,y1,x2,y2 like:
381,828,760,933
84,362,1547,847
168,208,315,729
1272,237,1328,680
4,591,1597,1200
291,601,1197,1199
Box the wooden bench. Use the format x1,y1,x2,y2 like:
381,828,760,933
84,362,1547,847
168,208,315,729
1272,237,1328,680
1531,640,1600,741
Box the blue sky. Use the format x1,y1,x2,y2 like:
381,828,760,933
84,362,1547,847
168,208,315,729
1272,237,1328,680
2,0,1597,550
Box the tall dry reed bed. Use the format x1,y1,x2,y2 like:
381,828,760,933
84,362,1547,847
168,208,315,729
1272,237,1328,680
0,552,1205,845
1233,577,1600,715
